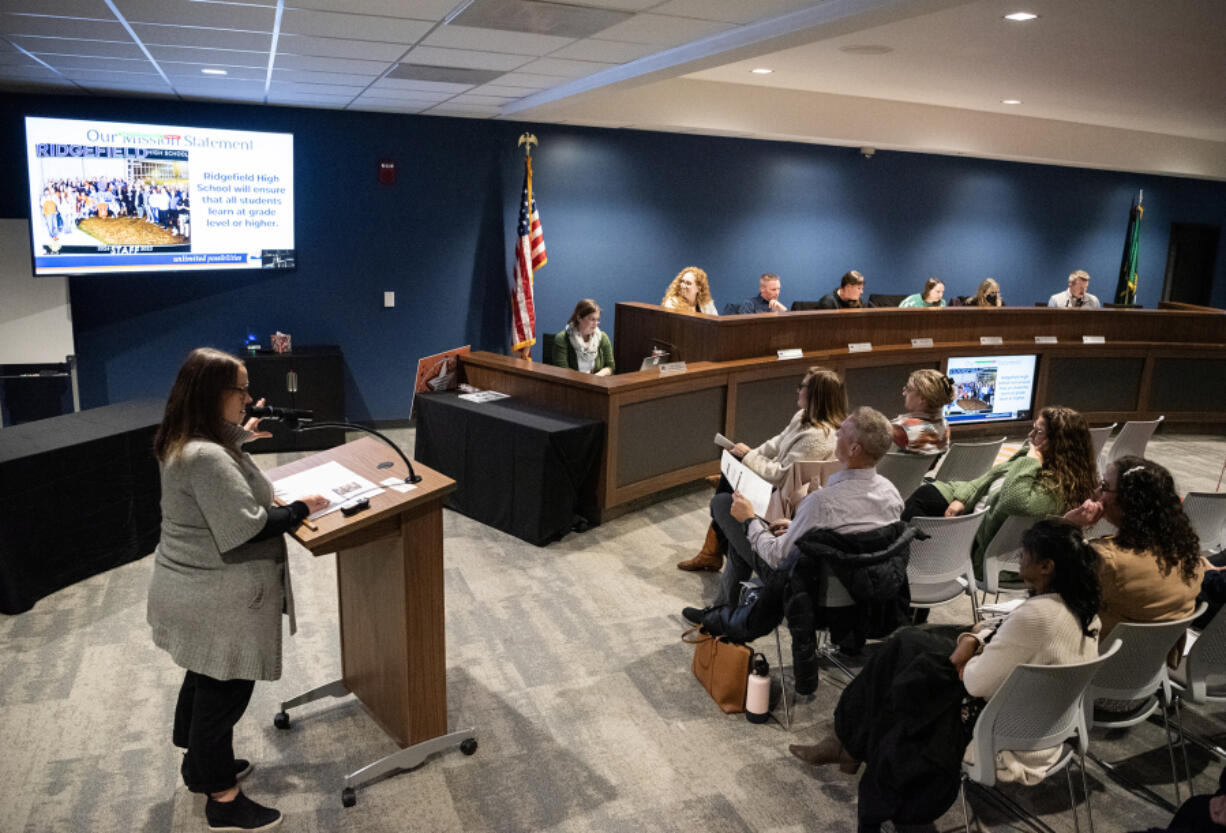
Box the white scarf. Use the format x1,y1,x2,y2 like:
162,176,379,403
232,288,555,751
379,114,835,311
566,322,601,373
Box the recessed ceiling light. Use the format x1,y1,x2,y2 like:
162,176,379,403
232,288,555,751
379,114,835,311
1001,99,1022,105
201,68,227,75
1004,12,1038,21
838,45,893,55
750,68,773,75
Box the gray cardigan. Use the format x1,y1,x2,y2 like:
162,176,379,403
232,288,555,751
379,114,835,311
147,425,294,681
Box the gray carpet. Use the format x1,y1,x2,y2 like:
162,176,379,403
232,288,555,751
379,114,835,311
2,431,1224,833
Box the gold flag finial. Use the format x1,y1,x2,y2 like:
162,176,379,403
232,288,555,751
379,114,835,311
517,132,538,157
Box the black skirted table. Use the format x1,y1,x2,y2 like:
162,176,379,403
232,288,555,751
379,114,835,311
414,392,603,545
0,399,163,614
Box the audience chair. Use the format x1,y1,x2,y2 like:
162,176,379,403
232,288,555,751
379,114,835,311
1183,492,1226,554
928,437,1006,483
765,459,841,520
1084,603,1208,811
1170,604,1226,761
977,514,1038,602
1082,517,1116,541
907,509,988,624
1103,416,1165,469
876,452,936,499
961,641,1122,833
1089,423,1117,476
540,333,555,366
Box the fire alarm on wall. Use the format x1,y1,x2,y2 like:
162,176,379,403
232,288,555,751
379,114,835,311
378,160,396,184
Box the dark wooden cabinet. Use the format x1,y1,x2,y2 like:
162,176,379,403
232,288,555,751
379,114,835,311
244,346,344,452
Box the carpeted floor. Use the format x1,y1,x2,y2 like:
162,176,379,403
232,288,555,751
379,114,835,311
2,430,1224,833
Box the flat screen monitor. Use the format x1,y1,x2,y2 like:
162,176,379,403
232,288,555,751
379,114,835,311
944,354,1037,424
24,116,294,276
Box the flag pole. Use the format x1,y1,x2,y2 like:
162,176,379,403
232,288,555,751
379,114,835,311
511,133,543,360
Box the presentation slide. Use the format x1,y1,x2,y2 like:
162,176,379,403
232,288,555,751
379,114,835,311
25,116,294,276
944,354,1037,424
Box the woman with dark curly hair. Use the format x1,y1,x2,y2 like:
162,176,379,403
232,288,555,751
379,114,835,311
788,520,1101,829
904,405,1098,577
1064,455,1203,648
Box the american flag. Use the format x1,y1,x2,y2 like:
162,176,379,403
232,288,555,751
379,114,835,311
511,156,546,354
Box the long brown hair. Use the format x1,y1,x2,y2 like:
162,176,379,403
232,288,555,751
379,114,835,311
800,367,847,430
1035,405,1097,509
154,347,243,462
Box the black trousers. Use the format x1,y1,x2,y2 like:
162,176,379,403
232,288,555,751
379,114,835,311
173,670,256,794
902,482,951,521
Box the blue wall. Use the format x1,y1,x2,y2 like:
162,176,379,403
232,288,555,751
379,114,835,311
3,92,1224,421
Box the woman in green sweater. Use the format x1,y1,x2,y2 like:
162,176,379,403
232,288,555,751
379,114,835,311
550,299,614,376
902,405,1097,577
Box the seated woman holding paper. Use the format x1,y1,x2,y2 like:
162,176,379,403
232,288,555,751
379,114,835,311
890,368,956,456
677,367,846,572
788,520,1101,830
661,266,718,315
903,405,1097,578
549,299,614,376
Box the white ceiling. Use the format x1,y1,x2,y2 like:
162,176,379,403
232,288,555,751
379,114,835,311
3,0,1224,179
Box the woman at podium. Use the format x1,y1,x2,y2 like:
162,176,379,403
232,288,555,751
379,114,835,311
147,347,327,832
550,299,614,376
661,266,718,314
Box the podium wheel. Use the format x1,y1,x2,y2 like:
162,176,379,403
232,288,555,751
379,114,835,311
461,738,478,756
273,711,291,730
341,787,356,808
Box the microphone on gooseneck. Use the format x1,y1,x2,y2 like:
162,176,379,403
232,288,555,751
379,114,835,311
246,405,314,421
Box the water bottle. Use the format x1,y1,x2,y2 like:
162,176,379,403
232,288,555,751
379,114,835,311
746,652,770,724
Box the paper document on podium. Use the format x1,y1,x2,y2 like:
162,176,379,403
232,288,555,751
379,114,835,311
273,460,383,519
720,450,772,518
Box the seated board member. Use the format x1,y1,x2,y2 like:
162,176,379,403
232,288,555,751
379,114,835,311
899,277,947,308
814,269,874,309
661,266,718,315
723,272,787,314
550,299,614,376
960,277,1004,307
682,407,903,622
1048,269,1102,309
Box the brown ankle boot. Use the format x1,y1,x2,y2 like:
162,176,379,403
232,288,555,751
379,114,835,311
677,524,724,571
789,735,860,773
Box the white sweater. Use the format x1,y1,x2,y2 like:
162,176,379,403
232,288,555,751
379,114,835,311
962,594,1100,784
740,410,837,488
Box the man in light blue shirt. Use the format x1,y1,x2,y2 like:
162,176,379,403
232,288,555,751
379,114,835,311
684,406,903,618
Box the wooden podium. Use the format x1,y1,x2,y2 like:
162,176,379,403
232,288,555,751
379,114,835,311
267,436,475,806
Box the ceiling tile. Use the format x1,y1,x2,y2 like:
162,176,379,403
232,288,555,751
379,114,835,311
557,0,662,11
449,0,630,39
179,89,265,101
112,0,275,30
0,65,64,81
61,67,165,83
650,0,814,25
148,44,265,62
594,13,733,46
546,38,658,63
280,9,432,42
287,0,454,19
40,55,152,73
3,1,113,16
370,76,471,93
448,92,516,105
386,62,501,85
278,34,409,61
405,45,533,72
160,54,269,70
134,24,272,51
173,78,266,94
421,25,574,56
493,71,567,88
3,16,128,40
515,56,614,78
353,90,453,103
471,82,544,95
264,94,353,107
268,79,367,94
273,53,393,74
270,68,383,86
20,38,146,60
423,103,498,117
350,100,431,113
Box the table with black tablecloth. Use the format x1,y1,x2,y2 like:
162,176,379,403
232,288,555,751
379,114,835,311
414,392,603,545
0,399,163,614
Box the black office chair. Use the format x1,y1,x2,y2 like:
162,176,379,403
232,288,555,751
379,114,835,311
868,293,907,307
790,300,825,311
540,332,555,366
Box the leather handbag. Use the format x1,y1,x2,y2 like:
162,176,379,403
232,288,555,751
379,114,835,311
683,625,752,714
